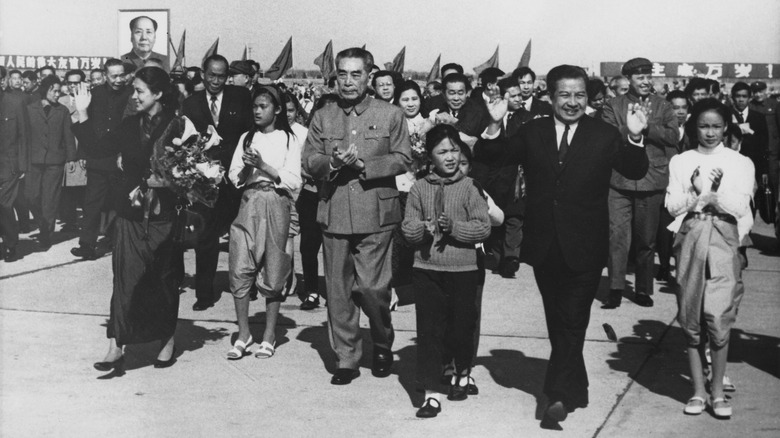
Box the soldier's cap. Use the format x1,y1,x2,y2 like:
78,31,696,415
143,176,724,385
621,58,653,76
228,60,253,76
750,81,767,92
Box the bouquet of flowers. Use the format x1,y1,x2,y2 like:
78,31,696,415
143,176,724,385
148,115,224,207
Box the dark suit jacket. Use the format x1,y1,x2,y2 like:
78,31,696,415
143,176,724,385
26,100,76,165
0,90,28,179
82,83,133,171
426,96,489,138
517,97,553,124
735,108,769,176
490,115,648,271
472,111,525,214
181,86,253,169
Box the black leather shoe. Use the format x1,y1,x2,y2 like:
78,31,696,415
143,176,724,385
634,293,654,307
601,289,623,309
192,300,214,311
448,383,469,401
545,400,568,422
94,355,124,372
655,266,672,282
499,257,521,278
3,247,19,263
331,368,360,385
372,347,394,377
416,398,442,418
300,293,320,310
71,245,97,260
467,376,479,395
154,347,177,369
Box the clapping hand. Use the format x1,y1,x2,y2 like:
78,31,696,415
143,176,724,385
626,102,651,139
424,217,436,235
437,213,453,234
709,168,724,192
691,166,703,194
243,148,264,169
331,144,361,169
435,112,459,126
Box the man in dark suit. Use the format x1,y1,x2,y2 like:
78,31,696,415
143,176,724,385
732,82,769,186
427,73,488,150
121,16,169,71
181,54,253,310
421,63,464,117
513,67,553,123
483,65,648,427
0,69,28,262
472,77,526,277
303,48,411,385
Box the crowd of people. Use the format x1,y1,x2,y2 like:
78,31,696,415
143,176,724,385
2,26,779,426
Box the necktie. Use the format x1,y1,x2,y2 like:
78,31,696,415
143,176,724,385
210,94,219,125
558,123,570,165
735,111,745,124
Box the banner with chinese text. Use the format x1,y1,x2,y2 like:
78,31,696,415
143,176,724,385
600,62,780,79
0,55,112,71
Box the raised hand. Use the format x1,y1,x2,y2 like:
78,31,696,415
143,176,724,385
487,92,509,123
626,102,649,138
72,82,91,114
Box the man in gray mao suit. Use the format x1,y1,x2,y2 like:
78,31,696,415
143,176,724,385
303,48,412,385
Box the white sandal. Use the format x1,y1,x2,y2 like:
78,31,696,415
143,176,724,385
683,396,705,415
227,336,253,360
255,341,276,359
711,397,732,418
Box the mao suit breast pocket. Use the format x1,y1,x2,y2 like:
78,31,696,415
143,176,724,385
364,129,390,156
376,186,400,227
321,134,345,156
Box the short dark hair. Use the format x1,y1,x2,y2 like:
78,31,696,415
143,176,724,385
104,58,125,71
666,89,687,102
479,69,501,86
684,77,707,99
21,70,38,81
425,123,468,155
37,66,55,75
685,98,735,144
372,70,395,89
512,66,536,83
705,78,720,95
426,81,443,92
65,69,86,82
37,75,61,99
730,81,751,98
129,15,158,31
586,78,606,100
546,65,588,95
134,67,180,111
442,73,469,89
335,48,374,73
394,80,422,105
202,54,229,72
441,63,463,76
498,77,519,95
9,69,21,77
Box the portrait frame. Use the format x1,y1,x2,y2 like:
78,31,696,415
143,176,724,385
117,9,170,61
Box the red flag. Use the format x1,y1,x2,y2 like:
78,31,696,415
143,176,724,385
202,38,219,65
474,45,499,75
361,44,366,50
389,46,405,74
241,44,248,61
314,40,335,79
265,37,293,81
171,30,186,71
427,54,441,83
517,39,532,68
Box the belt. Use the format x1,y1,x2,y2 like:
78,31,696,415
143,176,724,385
245,180,290,197
684,211,737,225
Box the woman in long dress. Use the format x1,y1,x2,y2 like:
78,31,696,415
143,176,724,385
73,67,183,371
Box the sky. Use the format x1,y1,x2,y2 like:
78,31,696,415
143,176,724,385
1,0,779,75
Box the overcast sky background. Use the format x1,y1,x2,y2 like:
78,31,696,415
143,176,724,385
1,0,779,75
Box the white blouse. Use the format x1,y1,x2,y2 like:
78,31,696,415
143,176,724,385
229,129,302,195
665,143,755,241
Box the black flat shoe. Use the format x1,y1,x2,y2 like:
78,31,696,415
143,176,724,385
71,245,98,260
331,368,360,385
154,347,177,369
634,293,654,307
300,293,320,310
448,383,468,401
372,347,393,378
3,247,19,263
416,398,441,418
467,376,479,395
94,355,124,372
601,289,623,309
545,400,568,422
192,300,214,311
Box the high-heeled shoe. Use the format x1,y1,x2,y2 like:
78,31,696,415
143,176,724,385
154,347,177,369
94,355,124,372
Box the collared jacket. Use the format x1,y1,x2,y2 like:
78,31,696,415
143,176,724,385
26,100,77,165
80,83,134,171
0,90,28,179
602,93,678,191
303,96,412,235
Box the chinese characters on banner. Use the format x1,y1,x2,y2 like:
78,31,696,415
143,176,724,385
600,62,779,79
0,55,112,71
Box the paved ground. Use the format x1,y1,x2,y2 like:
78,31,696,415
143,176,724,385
1,219,778,438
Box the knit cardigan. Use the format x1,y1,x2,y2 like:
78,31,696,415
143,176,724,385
402,171,491,272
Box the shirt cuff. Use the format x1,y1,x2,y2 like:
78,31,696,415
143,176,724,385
628,134,645,147
481,126,501,140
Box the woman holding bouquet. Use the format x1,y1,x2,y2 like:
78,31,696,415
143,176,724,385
226,85,301,360
72,66,183,371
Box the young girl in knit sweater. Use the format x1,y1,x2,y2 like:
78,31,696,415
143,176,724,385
402,124,491,418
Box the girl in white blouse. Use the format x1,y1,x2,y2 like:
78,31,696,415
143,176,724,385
666,98,755,419
226,85,302,360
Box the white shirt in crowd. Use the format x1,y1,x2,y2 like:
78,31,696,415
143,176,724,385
229,129,302,195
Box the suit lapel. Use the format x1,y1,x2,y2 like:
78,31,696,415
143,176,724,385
539,118,560,173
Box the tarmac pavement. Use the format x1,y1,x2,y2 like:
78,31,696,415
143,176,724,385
1,219,778,438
